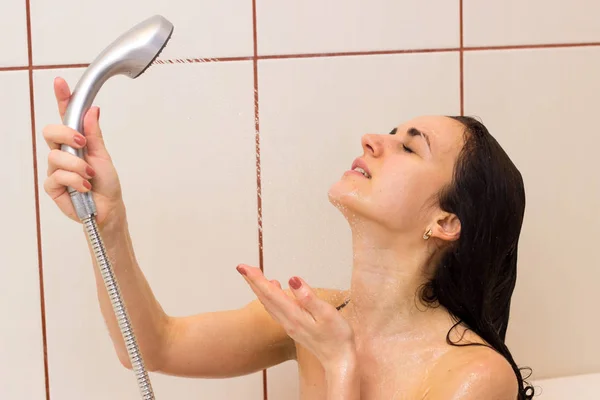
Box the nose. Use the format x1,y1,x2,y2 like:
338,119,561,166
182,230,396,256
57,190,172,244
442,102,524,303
361,133,384,157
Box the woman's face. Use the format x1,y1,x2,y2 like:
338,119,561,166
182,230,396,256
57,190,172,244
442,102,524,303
328,116,467,235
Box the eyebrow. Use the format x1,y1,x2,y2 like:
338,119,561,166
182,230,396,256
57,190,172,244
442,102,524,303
389,127,431,151
407,127,431,151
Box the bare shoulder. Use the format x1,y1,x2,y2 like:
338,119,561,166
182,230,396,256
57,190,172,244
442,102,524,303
425,344,518,399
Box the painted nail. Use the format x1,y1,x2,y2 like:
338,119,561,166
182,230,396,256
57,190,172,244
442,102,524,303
86,166,96,177
236,266,247,276
289,277,302,290
83,180,92,190
74,135,86,146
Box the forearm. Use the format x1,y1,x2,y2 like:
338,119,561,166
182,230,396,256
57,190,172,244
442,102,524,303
85,207,170,370
325,354,361,400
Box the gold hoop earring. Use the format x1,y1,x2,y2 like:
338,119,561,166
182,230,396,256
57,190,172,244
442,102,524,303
423,229,432,240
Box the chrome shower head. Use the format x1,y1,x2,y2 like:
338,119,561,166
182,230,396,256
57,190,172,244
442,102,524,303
63,15,173,134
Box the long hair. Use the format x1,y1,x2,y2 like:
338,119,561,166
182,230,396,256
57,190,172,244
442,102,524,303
421,116,535,399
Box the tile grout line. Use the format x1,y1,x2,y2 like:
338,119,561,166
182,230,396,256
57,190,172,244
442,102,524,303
250,1,268,400
464,41,600,51
258,47,459,59
32,63,90,70
0,66,30,71
2,40,600,74
459,0,464,116
24,0,51,399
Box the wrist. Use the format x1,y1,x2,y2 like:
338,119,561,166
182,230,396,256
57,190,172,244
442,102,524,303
84,205,129,250
98,202,128,234
325,355,360,400
325,351,358,379
323,341,357,372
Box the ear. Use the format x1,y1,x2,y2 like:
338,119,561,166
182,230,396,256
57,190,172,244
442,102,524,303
430,212,461,242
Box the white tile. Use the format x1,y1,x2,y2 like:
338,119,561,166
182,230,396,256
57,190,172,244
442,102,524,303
30,1,253,65
0,72,46,399
0,0,28,67
257,53,460,397
34,61,262,399
464,47,600,378
256,0,459,55
464,0,600,46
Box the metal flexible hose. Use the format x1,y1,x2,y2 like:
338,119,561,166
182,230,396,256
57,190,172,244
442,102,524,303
83,216,155,399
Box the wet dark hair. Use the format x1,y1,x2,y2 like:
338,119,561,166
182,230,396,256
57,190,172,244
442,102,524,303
421,116,535,399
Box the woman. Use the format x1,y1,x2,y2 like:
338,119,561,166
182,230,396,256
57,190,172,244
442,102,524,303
43,77,535,399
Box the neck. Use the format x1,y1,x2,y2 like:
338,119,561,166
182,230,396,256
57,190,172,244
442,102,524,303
343,221,448,341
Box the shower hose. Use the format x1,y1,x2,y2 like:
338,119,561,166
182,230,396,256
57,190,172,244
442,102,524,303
80,212,155,399
67,179,155,398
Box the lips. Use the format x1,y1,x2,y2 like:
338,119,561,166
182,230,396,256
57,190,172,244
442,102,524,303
350,158,371,178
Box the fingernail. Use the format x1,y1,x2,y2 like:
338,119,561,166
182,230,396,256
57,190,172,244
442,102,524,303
96,107,101,120
83,180,92,190
236,266,247,276
86,166,96,177
74,135,86,146
289,277,302,290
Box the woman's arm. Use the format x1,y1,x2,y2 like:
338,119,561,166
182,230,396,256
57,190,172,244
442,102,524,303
87,216,296,377
325,352,361,400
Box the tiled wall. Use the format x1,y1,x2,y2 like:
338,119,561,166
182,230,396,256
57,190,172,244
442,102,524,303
1,0,599,399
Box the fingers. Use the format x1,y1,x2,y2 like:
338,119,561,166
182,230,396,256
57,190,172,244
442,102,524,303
83,106,102,138
237,265,304,323
44,169,91,199
53,77,72,121
51,76,103,155
288,276,332,320
43,106,109,159
82,106,110,158
43,124,87,151
47,149,95,179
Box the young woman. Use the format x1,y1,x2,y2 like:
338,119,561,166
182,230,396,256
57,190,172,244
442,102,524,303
43,77,534,399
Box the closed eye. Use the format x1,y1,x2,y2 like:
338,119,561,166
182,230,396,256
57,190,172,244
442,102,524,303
402,144,414,154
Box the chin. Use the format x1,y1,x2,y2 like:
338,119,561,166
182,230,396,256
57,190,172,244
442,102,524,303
328,179,400,230
328,179,364,219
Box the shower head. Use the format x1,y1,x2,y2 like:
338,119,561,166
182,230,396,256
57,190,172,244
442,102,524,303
61,14,173,219
63,15,173,134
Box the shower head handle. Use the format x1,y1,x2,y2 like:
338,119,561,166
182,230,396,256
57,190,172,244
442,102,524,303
60,14,173,219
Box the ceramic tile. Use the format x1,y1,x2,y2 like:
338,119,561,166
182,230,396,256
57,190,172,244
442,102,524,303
0,71,46,399
30,1,253,65
0,0,28,67
464,0,600,46
256,0,459,55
